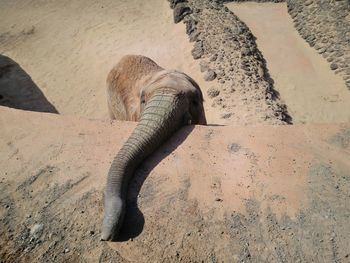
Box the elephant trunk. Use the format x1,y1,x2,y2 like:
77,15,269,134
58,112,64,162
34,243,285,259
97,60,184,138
101,92,186,241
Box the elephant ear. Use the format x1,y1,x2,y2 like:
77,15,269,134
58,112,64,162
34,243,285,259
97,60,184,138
177,72,207,125
181,73,204,103
140,91,146,114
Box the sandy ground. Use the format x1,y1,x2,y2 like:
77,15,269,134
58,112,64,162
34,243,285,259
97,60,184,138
227,2,350,123
0,0,222,124
1,107,349,262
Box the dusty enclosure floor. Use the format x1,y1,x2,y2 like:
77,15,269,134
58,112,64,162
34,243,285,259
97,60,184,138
2,0,349,125
227,2,350,123
1,107,350,262
0,0,222,124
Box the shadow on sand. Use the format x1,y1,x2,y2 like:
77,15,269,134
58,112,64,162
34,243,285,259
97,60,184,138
0,54,58,114
117,125,195,241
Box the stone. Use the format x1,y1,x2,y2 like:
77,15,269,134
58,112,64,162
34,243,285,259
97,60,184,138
204,70,217,81
30,224,44,239
189,31,199,42
173,3,192,24
216,69,225,77
334,51,344,58
199,62,209,73
184,16,196,35
210,54,218,62
169,0,187,9
241,63,249,71
330,63,338,70
207,87,220,98
221,112,233,118
314,44,322,50
318,47,326,54
322,52,329,58
321,38,329,44
343,75,350,81
291,12,298,19
241,47,251,56
305,0,313,6
191,41,204,59
306,35,316,42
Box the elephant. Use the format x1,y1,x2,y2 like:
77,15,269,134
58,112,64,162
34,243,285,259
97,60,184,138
101,55,207,241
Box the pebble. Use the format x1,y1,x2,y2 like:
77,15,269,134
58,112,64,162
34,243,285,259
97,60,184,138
191,41,204,59
207,87,220,98
330,63,338,70
200,61,209,72
204,70,216,81
216,69,225,77
210,54,218,61
305,0,313,6
30,223,44,239
173,3,192,24
317,47,326,54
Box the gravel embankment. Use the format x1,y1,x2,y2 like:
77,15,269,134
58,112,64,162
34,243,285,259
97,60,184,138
169,0,350,125
169,0,291,125
215,0,350,90
287,0,350,90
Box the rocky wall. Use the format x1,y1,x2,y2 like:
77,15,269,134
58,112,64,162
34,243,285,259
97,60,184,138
225,0,350,90
219,0,350,89
287,0,350,90
169,0,350,124
169,0,291,125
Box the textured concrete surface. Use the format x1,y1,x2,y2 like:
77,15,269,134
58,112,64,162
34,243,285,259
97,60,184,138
1,106,349,262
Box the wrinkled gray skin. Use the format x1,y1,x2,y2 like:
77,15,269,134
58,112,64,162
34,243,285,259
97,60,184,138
101,55,207,241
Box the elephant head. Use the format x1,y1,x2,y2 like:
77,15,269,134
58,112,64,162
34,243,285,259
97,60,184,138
101,70,206,241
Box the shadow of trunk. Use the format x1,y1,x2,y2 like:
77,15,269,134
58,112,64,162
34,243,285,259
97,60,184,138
0,54,58,114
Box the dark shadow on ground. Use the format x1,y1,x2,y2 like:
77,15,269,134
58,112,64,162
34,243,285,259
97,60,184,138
0,54,58,113
207,124,226,127
117,125,195,241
